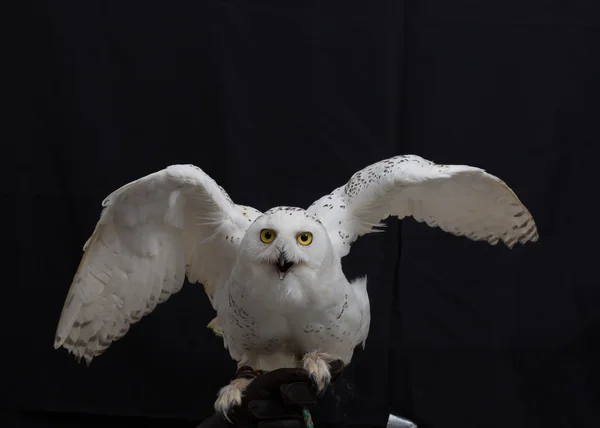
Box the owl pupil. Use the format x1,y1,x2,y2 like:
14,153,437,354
264,232,272,239
301,234,308,241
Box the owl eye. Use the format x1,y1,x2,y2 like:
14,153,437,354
297,232,313,246
260,229,276,244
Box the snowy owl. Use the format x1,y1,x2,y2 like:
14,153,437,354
53,154,538,417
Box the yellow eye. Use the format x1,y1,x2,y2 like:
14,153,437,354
297,232,313,246
260,229,276,244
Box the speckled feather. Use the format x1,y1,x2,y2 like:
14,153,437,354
307,155,538,258
53,154,537,412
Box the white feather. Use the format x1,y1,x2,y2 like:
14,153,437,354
54,165,261,364
307,154,538,258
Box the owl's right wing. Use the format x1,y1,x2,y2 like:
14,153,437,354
53,165,261,364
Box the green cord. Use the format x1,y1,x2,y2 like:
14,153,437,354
302,407,314,428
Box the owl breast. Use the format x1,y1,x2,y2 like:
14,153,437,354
215,279,367,371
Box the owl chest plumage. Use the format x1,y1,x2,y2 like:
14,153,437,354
216,277,366,369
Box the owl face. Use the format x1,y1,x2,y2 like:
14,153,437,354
239,207,333,283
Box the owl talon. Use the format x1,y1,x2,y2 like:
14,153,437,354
214,377,252,421
302,351,332,395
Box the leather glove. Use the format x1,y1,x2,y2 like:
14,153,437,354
197,360,344,428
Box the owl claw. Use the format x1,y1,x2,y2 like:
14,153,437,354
302,351,332,395
309,372,319,392
214,377,252,421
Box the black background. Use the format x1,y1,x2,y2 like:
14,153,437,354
5,1,600,427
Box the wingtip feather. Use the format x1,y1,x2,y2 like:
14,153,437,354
53,336,62,349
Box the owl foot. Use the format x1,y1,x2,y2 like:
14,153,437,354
214,377,252,422
302,351,333,395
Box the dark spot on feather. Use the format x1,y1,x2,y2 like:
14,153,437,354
524,225,536,237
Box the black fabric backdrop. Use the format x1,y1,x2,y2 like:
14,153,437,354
5,1,600,427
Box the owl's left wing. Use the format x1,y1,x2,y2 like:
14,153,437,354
307,155,538,258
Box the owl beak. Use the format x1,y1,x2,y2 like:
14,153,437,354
275,253,294,280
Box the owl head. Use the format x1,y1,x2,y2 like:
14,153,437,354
237,206,336,298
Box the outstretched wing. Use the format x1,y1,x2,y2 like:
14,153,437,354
54,165,261,364
307,155,538,258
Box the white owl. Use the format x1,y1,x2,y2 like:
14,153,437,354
53,155,538,417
